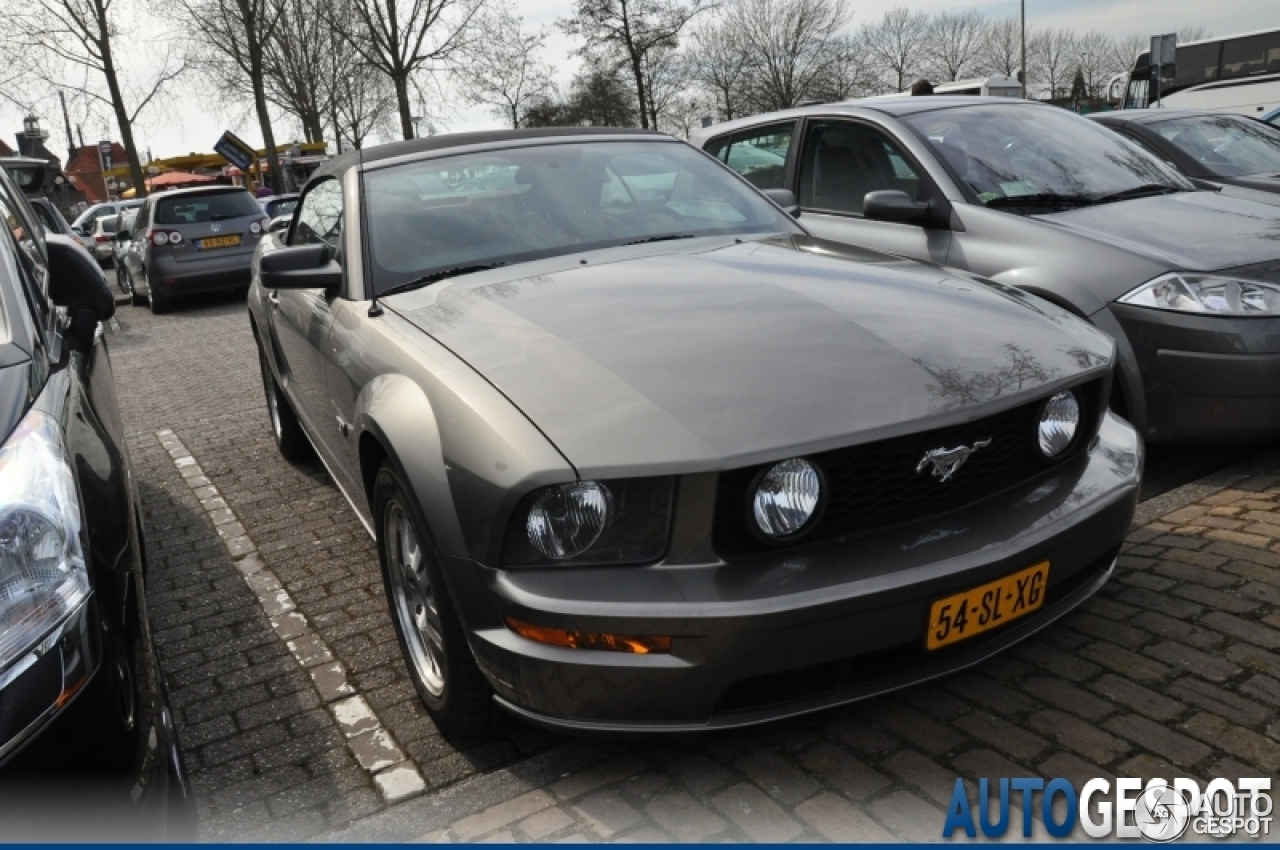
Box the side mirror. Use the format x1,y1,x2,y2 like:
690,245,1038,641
260,244,341,291
863,190,932,225
45,234,114,351
762,187,800,217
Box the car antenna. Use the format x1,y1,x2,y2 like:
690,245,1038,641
361,145,384,318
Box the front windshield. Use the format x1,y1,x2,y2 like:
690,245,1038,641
363,140,800,295
903,104,1191,208
1151,115,1280,177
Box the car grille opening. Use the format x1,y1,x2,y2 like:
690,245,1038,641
712,379,1106,559
712,545,1118,716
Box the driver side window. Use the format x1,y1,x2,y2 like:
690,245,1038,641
292,179,343,258
798,121,922,215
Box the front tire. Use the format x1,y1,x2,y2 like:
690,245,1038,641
374,463,493,737
257,345,309,461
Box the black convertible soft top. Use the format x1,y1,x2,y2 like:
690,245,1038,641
314,126,668,181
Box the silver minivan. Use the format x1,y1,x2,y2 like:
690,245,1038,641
693,97,1280,445
118,185,267,313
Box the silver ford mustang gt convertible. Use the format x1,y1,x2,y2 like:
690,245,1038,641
248,127,1141,735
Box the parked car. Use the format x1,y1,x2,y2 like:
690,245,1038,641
1091,109,1280,202
70,200,141,250
112,209,139,291
118,185,268,313
693,97,1280,444
0,163,190,835
249,128,1141,735
258,192,299,220
86,214,120,266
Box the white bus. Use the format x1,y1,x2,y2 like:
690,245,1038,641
1118,27,1280,117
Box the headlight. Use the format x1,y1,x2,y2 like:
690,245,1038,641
1119,273,1280,316
0,409,89,672
504,478,675,566
753,458,821,538
1039,391,1080,457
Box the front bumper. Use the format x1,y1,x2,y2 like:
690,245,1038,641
452,412,1142,732
1111,303,1280,444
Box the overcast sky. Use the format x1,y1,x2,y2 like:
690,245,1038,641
4,0,1277,162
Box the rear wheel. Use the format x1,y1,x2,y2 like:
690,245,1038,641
374,463,493,737
257,345,309,461
147,277,172,314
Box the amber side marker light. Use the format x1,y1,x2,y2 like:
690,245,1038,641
504,616,672,654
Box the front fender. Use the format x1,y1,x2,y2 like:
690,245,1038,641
355,373,468,558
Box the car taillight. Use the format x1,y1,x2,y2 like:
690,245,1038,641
149,230,183,246
249,218,267,235
95,234,111,243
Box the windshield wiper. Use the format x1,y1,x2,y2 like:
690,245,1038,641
1092,184,1181,203
985,193,1096,209
622,233,697,246
379,263,507,298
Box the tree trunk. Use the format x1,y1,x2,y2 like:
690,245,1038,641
95,0,147,198
331,103,342,154
394,73,414,139
628,52,649,129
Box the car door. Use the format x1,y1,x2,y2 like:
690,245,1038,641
267,178,342,444
126,200,150,289
705,122,798,193
791,118,952,265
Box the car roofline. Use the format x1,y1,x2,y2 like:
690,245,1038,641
351,132,687,175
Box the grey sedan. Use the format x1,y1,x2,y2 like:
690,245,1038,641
693,97,1280,444
249,128,1140,734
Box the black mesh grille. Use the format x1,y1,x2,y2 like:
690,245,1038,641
712,380,1104,558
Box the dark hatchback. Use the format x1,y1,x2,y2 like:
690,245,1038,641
1092,109,1280,202
0,169,191,835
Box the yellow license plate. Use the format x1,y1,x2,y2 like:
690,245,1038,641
199,235,241,249
926,562,1050,650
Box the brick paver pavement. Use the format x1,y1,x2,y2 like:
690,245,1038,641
105,294,1280,841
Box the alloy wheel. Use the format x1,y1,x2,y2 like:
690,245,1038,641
385,499,446,697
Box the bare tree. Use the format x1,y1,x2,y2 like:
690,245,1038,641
688,12,755,121
7,0,183,197
861,7,930,92
926,10,986,82
810,33,879,101
264,0,328,143
977,16,1022,79
560,0,709,130
641,44,693,129
731,0,853,111
341,0,485,140
1177,25,1212,43
1029,26,1076,99
178,0,287,190
460,6,555,128
1074,30,1114,97
1108,33,1146,73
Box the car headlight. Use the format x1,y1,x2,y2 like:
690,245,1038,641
0,409,89,672
1119,273,1280,316
504,478,674,566
752,458,822,538
1039,391,1080,458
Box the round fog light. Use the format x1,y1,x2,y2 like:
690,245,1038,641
753,458,821,538
526,482,611,560
1039,391,1080,457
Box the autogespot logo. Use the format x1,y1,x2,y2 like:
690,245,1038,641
943,776,1273,841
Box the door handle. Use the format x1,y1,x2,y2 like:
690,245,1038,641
268,291,280,307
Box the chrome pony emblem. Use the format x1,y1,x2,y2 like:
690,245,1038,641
916,438,992,482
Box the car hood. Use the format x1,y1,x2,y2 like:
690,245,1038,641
1033,191,1280,272
390,237,1112,476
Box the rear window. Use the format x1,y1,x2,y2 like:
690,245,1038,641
99,217,118,233
155,191,261,225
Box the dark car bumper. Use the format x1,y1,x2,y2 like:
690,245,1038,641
1111,303,1280,444
0,599,192,837
148,250,253,295
454,412,1142,732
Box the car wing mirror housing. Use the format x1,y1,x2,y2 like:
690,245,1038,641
863,190,934,226
762,187,800,217
46,234,114,352
260,244,342,291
